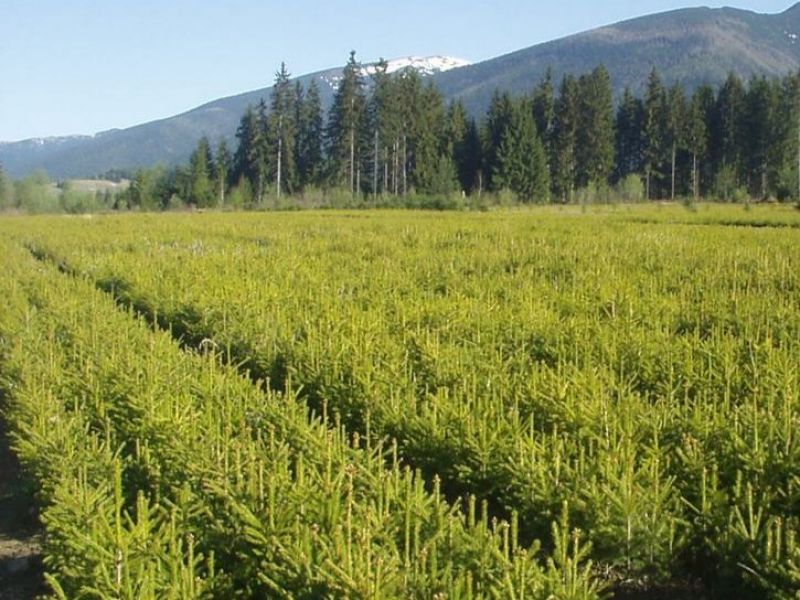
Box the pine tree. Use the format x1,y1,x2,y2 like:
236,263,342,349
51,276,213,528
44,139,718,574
614,88,645,182
411,82,451,194
445,101,475,193
643,68,667,199
532,68,555,160
742,76,779,199
232,105,265,203
665,84,688,200
713,72,746,188
368,59,395,197
576,66,615,189
296,79,324,188
688,85,714,199
552,75,580,202
778,72,800,201
269,62,297,197
189,136,215,207
214,139,232,206
482,91,515,192
494,97,550,202
326,51,367,194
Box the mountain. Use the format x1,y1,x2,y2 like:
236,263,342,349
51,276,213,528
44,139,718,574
433,3,800,116
0,56,469,180
3,4,800,179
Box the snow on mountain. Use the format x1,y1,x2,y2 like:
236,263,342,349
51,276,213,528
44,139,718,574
365,56,472,76
323,55,471,90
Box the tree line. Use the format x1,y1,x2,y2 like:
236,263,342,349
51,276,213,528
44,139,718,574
201,55,800,206
5,52,800,212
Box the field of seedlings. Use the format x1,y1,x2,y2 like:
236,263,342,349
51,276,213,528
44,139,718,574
1,203,800,599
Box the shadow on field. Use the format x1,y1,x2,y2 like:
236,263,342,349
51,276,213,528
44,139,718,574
0,401,44,600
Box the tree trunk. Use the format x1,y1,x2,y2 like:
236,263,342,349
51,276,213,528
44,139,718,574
402,133,407,196
373,130,379,201
671,142,676,201
277,135,282,199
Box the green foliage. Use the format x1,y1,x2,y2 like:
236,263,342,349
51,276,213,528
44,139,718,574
188,136,215,207
615,174,645,202
0,232,605,599
9,204,800,597
325,51,368,193
493,98,550,202
0,163,13,210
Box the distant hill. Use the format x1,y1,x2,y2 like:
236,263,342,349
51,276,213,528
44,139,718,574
433,3,800,115
3,4,800,179
0,57,468,180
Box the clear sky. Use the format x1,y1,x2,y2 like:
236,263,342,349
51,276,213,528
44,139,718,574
0,1,795,141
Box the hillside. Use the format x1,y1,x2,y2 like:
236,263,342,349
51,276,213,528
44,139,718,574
434,3,800,115
3,4,800,179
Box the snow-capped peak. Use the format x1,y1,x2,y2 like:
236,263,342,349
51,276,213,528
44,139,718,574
362,55,472,77
322,55,471,91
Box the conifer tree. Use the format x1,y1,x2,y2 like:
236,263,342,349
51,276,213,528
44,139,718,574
494,98,550,202
576,66,615,189
268,62,297,196
532,68,556,161
665,84,688,200
552,75,580,202
368,59,395,197
411,81,451,194
445,101,474,193
296,79,324,188
326,51,367,194
189,136,215,207
614,88,645,182
232,106,257,187
644,68,668,199
214,139,232,206
688,85,714,199
232,104,268,203
713,72,746,188
742,76,779,198
482,91,515,192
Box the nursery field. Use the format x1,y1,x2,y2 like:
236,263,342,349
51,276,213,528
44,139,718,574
1,203,799,599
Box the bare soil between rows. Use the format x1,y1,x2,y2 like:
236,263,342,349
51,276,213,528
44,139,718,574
0,409,44,600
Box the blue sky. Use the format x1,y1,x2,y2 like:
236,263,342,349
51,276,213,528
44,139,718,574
0,1,794,141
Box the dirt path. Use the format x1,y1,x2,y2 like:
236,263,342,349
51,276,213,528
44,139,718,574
0,410,44,600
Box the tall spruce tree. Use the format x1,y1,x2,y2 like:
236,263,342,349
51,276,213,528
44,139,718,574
368,59,396,197
576,66,615,189
483,91,515,192
411,81,451,194
689,85,714,199
296,79,324,188
644,68,668,199
614,88,645,181
713,72,746,189
494,97,550,202
214,139,232,206
269,62,297,196
552,75,580,202
326,51,367,194
189,136,215,207
665,84,688,200
232,105,259,192
532,68,555,165
445,101,479,193
742,76,779,198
